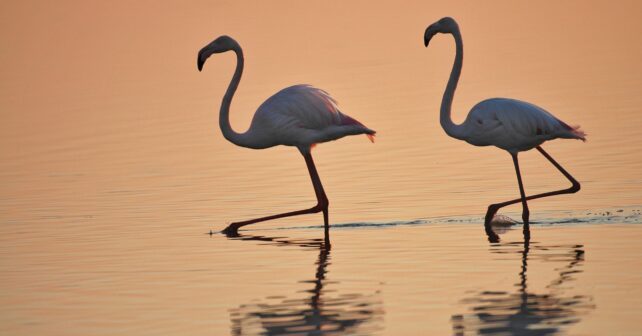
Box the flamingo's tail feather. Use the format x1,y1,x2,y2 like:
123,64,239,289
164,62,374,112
572,126,587,142
367,134,375,143
558,119,587,142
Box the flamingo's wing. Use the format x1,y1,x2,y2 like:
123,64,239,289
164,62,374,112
251,85,373,146
255,85,342,130
468,98,585,143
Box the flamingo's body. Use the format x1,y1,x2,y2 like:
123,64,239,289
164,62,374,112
197,35,374,240
246,84,375,149
459,98,585,152
424,17,584,241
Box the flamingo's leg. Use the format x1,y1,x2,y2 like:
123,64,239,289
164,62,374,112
304,151,330,245
484,146,580,241
511,153,530,240
222,151,330,242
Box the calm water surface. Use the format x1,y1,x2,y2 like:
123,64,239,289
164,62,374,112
1,1,642,335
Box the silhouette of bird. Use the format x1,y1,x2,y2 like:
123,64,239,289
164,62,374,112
197,35,375,239
423,17,585,241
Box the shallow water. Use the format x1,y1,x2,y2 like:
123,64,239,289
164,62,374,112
2,1,642,335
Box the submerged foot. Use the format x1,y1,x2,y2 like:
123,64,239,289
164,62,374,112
485,214,519,242
490,214,519,226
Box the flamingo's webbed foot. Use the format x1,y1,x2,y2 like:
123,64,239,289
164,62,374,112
221,224,241,237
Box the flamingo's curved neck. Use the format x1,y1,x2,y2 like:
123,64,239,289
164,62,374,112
219,46,254,148
440,27,466,140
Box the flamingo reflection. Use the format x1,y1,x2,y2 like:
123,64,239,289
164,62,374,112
224,233,383,335
452,239,594,335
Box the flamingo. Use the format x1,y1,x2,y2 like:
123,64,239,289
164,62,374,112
197,35,375,239
423,17,585,241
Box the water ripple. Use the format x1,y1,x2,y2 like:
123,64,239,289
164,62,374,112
255,207,642,232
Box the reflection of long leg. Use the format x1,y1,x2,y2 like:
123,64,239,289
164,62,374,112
311,244,331,332
519,238,530,294
484,146,581,239
222,151,330,237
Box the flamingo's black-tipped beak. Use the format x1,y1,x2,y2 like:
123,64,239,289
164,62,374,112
197,49,206,72
424,25,437,47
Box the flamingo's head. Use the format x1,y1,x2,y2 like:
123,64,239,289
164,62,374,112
197,35,240,71
424,17,458,47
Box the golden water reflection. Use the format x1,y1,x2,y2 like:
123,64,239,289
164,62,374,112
226,234,384,335
1,1,641,335
452,241,594,335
